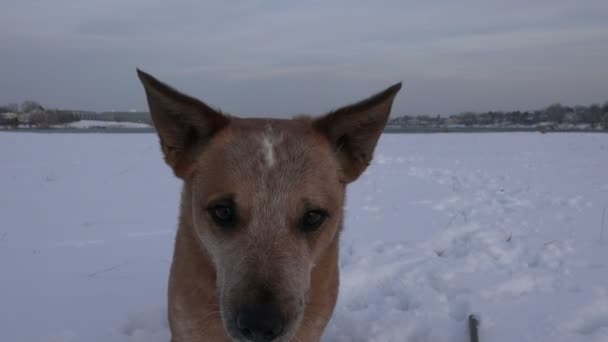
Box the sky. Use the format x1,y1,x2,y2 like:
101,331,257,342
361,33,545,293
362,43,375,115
1,0,607,117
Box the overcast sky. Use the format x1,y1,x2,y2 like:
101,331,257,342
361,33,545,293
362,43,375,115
1,0,607,117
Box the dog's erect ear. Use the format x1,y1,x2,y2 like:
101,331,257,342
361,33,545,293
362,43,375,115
314,83,402,183
137,69,230,178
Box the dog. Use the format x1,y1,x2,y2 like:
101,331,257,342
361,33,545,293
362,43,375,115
137,69,401,342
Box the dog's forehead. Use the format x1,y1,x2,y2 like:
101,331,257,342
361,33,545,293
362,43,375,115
194,117,340,201
221,117,324,170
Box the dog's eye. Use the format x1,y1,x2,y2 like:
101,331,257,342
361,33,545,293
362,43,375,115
208,203,237,228
299,210,327,232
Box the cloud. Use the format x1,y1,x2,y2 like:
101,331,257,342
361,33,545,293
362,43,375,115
0,0,607,114
76,18,133,37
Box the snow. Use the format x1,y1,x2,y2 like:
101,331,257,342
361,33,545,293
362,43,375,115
53,120,152,129
1,132,607,342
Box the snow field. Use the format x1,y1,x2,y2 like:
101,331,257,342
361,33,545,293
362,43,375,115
0,132,607,341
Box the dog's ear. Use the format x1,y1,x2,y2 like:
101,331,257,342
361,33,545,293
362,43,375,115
314,83,402,183
137,69,230,179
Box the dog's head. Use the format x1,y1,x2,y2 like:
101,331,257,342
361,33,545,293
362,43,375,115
138,70,400,342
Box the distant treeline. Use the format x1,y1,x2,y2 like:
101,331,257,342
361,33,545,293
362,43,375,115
77,111,152,123
0,101,81,128
389,102,608,130
0,101,151,128
3,100,608,131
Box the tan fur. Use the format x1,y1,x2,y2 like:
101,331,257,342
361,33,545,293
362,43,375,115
137,69,401,342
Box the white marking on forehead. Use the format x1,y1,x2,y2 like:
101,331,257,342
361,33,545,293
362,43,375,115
262,135,275,167
260,124,281,168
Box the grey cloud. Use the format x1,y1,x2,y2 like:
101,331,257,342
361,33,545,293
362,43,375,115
76,18,133,37
1,0,607,116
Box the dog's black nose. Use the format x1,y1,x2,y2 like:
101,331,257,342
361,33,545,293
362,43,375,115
236,305,284,341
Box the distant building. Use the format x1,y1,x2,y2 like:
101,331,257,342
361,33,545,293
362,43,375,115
563,112,577,124
17,112,32,124
1,112,18,120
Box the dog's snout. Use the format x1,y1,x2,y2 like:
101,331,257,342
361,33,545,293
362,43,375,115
236,304,285,341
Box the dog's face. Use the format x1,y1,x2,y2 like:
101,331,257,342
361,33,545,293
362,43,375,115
190,119,344,340
138,70,400,341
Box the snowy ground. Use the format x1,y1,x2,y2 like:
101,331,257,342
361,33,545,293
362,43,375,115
1,132,607,342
